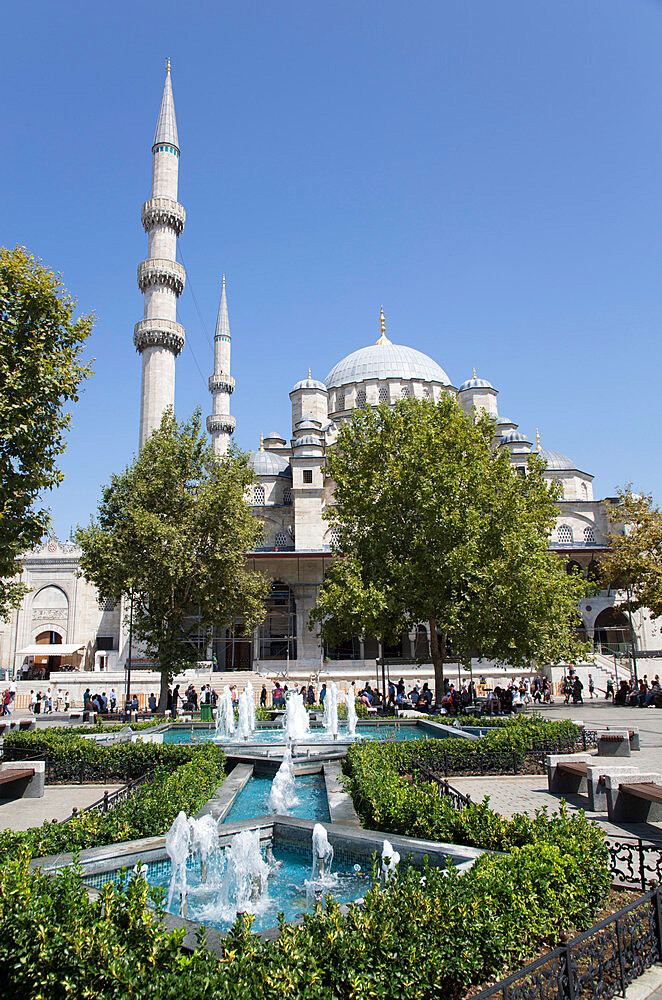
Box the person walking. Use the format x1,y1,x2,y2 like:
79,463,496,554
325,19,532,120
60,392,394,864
588,674,595,699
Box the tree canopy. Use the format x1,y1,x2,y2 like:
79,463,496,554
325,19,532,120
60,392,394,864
0,246,93,618
76,410,268,709
600,487,662,619
311,396,588,702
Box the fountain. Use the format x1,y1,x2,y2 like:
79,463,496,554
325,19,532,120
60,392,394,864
323,682,339,739
165,810,192,915
268,746,299,814
310,823,334,880
381,839,400,883
346,690,357,737
245,680,257,732
237,690,251,741
189,813,220,883
217,828,271,917
282,692,310,742
215,686,235,740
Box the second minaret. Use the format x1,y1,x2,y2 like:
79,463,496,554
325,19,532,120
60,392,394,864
207,275,236,455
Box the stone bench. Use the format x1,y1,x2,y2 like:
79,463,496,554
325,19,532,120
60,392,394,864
605,773,662,823
546,754,640,810
597,730,631,757
0,761,45,799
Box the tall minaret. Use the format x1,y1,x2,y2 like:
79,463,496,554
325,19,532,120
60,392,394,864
207,275,236,455
134,60,186,449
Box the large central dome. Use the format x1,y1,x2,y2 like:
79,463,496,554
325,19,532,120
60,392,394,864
325,342,451,390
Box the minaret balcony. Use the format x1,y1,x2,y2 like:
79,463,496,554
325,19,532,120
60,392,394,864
133,319,185,355
141,198,186,235
137,259,186,295
208,374,235,395
207,414,236,435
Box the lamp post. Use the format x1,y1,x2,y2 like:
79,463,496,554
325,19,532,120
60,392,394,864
124,588,134,717
625,582,639,684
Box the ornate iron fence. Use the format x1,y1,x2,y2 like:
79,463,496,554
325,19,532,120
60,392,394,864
66,768,157,822
468,886,662,1000
608,836,662,891
1,746,154,785
415,760,473,808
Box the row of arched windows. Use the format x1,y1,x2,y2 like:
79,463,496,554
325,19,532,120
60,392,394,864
250,485,292,506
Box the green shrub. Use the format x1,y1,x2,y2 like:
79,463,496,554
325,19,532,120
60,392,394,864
0,744,226,862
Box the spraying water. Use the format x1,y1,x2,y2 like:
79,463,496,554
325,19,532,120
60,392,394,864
323,682,338,738
237,690,251,740
283,692,309,742
346,690,357,737
310,823,334,880
268,746,299,814
381,839,400,882
166,810,192,914
217,828,271,919
215,686,235,739
245,680,257,732
189,814,220,883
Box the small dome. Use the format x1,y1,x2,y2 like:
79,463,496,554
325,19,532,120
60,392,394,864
291,377,327,394
263,431,286,444
538,448,576,471
292,434,323,447
501,430,531,445
495,416,515,426
249,450,292,478
325,342,451,390
295,419,322,433
459,376,494,392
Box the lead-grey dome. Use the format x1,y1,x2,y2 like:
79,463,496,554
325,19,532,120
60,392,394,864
249,450,292,478
325,342,451,390
291,376,327,393
459,376,494,392
538,448,576,471
501,430,531,445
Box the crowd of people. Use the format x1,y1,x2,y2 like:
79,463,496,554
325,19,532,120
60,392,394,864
612,674,662,707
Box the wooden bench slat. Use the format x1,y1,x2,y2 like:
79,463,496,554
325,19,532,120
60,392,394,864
556,762,589,775
620,783,662,804
0,768,35,784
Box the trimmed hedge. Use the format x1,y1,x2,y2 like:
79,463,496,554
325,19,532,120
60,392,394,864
0,744,226,862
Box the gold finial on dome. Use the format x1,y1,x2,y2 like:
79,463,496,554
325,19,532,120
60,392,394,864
308,367,311,378
375,305,391,346
259,432,264,451
535,428,541,450
473,367,476,379
166,58,171,73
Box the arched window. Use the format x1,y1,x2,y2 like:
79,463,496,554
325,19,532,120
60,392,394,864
356,388,366,407
379,385,389,403
401,386,411,398
584,526,596,545
581,482,588,500
253,485,265,506
258,582,296,660
275,532,289,549
283,487,292,506
422,386,432,399
336,391,345,411
557,524,573,544
329,528,341,550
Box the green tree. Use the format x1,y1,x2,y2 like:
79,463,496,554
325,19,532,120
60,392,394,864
0,246,93,618
311,397,587,703
76,410,268,710
600,487,662,618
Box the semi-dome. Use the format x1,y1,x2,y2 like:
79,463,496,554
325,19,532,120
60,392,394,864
295,413,323,427
501,430,531,445
538,448,576,471
264,431,286,443
459,376,494,392
292,434,323,447
249,450,292,478
295,419,322,432
325,342,451,390
291,376,327,394
496,416,516,426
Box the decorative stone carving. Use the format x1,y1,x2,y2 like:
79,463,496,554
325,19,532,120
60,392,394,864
208,374,235,395
32,608,68,621
206,415,236,435
136,258,186,296
133,319,185,355
141,197,186,235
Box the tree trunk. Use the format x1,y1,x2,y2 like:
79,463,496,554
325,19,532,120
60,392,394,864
428,615,446,707
157,669,169,715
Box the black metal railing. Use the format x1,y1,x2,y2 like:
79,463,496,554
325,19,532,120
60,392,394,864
468,886,662,1000
415,760,473,809
1,747,156,785
608,836,662,891
65,768,156,823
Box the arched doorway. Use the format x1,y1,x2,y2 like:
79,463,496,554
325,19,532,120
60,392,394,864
34,630,62,675
593,608,633,655
258,582,297,660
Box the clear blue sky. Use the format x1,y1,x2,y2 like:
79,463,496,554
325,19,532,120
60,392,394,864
3,0,662,533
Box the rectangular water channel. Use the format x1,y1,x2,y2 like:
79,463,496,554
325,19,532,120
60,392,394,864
222,773,330,825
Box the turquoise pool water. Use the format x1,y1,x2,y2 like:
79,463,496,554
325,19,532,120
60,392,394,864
87,842,373,933
163,722,433,745
223,774,330,824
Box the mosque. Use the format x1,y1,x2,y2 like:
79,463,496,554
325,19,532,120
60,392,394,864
0,65,653,698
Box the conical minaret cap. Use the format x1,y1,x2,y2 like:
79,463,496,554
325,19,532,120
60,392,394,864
153,60,179,150
215,274,230,340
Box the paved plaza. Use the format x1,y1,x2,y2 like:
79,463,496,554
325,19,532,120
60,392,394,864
452,701,662,842
0,782,123,831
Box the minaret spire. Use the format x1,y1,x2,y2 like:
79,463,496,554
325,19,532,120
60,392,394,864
207,274,236,455
134,62,186,449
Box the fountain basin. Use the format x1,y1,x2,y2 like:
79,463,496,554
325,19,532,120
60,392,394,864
162,718,473,747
